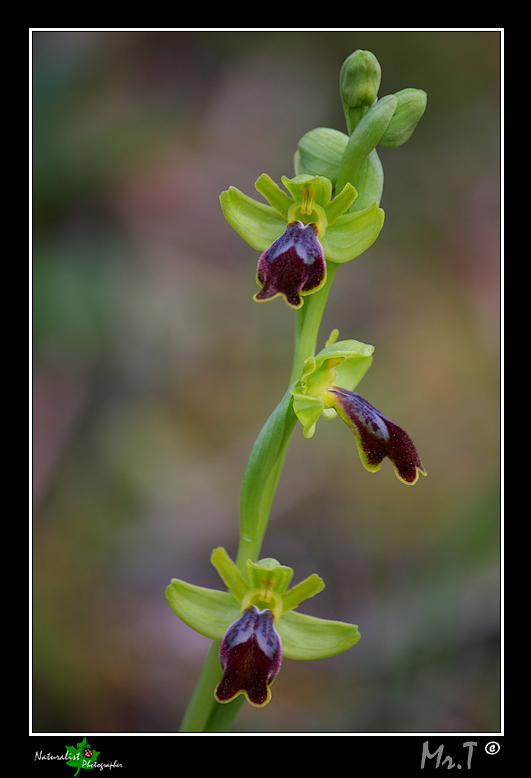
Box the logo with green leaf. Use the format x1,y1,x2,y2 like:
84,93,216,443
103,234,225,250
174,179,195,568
65,737,100,776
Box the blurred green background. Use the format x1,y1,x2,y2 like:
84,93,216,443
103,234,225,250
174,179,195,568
32,30,501,734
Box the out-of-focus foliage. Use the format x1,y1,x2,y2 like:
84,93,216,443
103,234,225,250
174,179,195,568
32,30,500,733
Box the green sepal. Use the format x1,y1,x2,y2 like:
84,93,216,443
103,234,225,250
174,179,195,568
379,88,427,148
247,558,294,594
211,547,250,600
336,94,397,192
219,186,286,251
165,579,239,641
294,127,349,188
277,610,360,660
321,202,385,263
281,174,332,208
314,338,374,389
280,573,324,614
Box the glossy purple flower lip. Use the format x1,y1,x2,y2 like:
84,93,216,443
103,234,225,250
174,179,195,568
328,387,426,485
254,220,326,309
215,605,282,707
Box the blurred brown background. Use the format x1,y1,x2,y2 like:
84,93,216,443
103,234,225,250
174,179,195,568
32,30,501,734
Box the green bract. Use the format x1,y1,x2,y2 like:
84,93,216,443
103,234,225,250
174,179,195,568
220,173,384,265
165,547,360,661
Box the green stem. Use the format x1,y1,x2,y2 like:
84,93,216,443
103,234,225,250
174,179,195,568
291,262,339,383
179,263,338,733
235,417,295,570
179,641,244,732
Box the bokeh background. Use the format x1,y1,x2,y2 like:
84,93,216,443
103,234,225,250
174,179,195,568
32,30,501,734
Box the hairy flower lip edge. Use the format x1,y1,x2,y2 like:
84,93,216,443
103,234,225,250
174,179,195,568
254,220,327,309
214,604,282,707
327,386,427,485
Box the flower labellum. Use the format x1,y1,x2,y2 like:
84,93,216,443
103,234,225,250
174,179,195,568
215,605,282,707
255,220,326,309
326,387,426,485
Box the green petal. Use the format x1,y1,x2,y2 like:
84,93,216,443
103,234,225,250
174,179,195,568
254,173,292,218
219,186,286,251
321,202,384,263
281,574,324,614
211,547,250,601
165,579,240,640
324,182,358,226
277,610,360,660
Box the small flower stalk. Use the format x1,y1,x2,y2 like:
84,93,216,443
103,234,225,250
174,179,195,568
166,49,427,732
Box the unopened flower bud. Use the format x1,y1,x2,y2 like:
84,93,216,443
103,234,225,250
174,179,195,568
379,88,427,148
340,50,381,133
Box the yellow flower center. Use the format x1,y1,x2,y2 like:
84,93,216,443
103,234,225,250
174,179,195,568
300,185,316,216
241,575,283,622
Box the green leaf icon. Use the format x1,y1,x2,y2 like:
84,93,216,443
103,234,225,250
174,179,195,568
65,737,100,776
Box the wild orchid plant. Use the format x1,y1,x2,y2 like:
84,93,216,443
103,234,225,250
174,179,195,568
166,50,427,732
